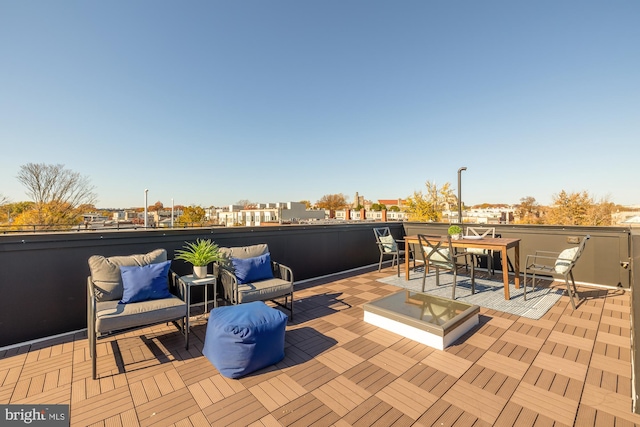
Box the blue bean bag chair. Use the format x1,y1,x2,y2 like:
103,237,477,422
203,301,287,378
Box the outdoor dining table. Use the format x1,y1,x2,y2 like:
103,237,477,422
403,235,521,300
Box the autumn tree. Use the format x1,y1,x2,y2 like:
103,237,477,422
587,196,615,226
545,190,613,226
177,205,206,225
16,163,97,229
0,194,10,224
515,196,544,224
404,181,456,222
148,201,164,212
77,203,97,214
2,201,33,220
316,193,348,211
299,200,313,209
404,190,440,222
12,201,81,230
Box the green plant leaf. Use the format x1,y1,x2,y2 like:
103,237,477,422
174,238,223,266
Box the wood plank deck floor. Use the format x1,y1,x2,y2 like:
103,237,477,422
1,266,638,426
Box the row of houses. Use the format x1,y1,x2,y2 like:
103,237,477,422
85,201,520,228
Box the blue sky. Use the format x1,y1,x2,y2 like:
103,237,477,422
1,1,638,209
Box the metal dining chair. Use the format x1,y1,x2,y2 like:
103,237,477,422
464,226,496,275
373,227,414,277
523,235,590,309
417,234,475,300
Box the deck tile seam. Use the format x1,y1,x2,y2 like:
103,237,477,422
2,344,30,404
563,288,608,427
491,291,597,427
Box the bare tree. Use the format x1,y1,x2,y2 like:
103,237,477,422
16,163,97,228
236,199,253,208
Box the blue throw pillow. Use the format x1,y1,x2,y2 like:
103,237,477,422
231,253,274,284
120,260,172,304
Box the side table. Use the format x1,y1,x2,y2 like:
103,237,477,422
180,274,218,321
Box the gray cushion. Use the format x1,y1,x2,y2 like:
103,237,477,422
95,295,186,333
219,244,270,271
89,249,167,302
237,278,293,304
220,244,269,260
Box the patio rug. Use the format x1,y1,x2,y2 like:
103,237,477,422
377,269,563,320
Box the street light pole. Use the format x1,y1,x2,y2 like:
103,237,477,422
457,167,467,224
144,189,148,228
171,198,174,228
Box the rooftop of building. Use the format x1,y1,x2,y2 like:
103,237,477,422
0,265,636,426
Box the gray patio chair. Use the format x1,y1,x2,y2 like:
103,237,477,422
87,249,188,380
523,235,590,309
417,234,475,300
464,226,496,275
214,243,294,319
373,227,414,277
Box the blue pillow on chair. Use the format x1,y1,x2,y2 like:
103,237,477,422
231,253,274,284
119,260,172,303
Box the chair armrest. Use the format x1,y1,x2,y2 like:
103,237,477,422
217,266,238,286
525,254,559,267
87,276,96,325
169,270,187,301
534,250,560,257
452,251,470,259
215,264,240,304
272,261,294,284
87,276,97,301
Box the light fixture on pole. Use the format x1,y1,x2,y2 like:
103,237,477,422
144,189,149,228
457,167,467,224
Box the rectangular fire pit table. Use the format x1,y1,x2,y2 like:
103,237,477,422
363,290,480,350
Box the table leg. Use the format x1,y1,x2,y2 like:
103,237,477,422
502,248,510,300
513,244,521,289
204,283,208,314
213,279,218,309
405,239,410,281
186,285,191,347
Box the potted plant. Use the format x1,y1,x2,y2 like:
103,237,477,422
174,238,224,278
448,225,463,240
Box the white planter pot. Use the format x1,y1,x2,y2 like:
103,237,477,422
193,265,208,278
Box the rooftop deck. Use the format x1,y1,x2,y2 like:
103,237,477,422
1,266,637,427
